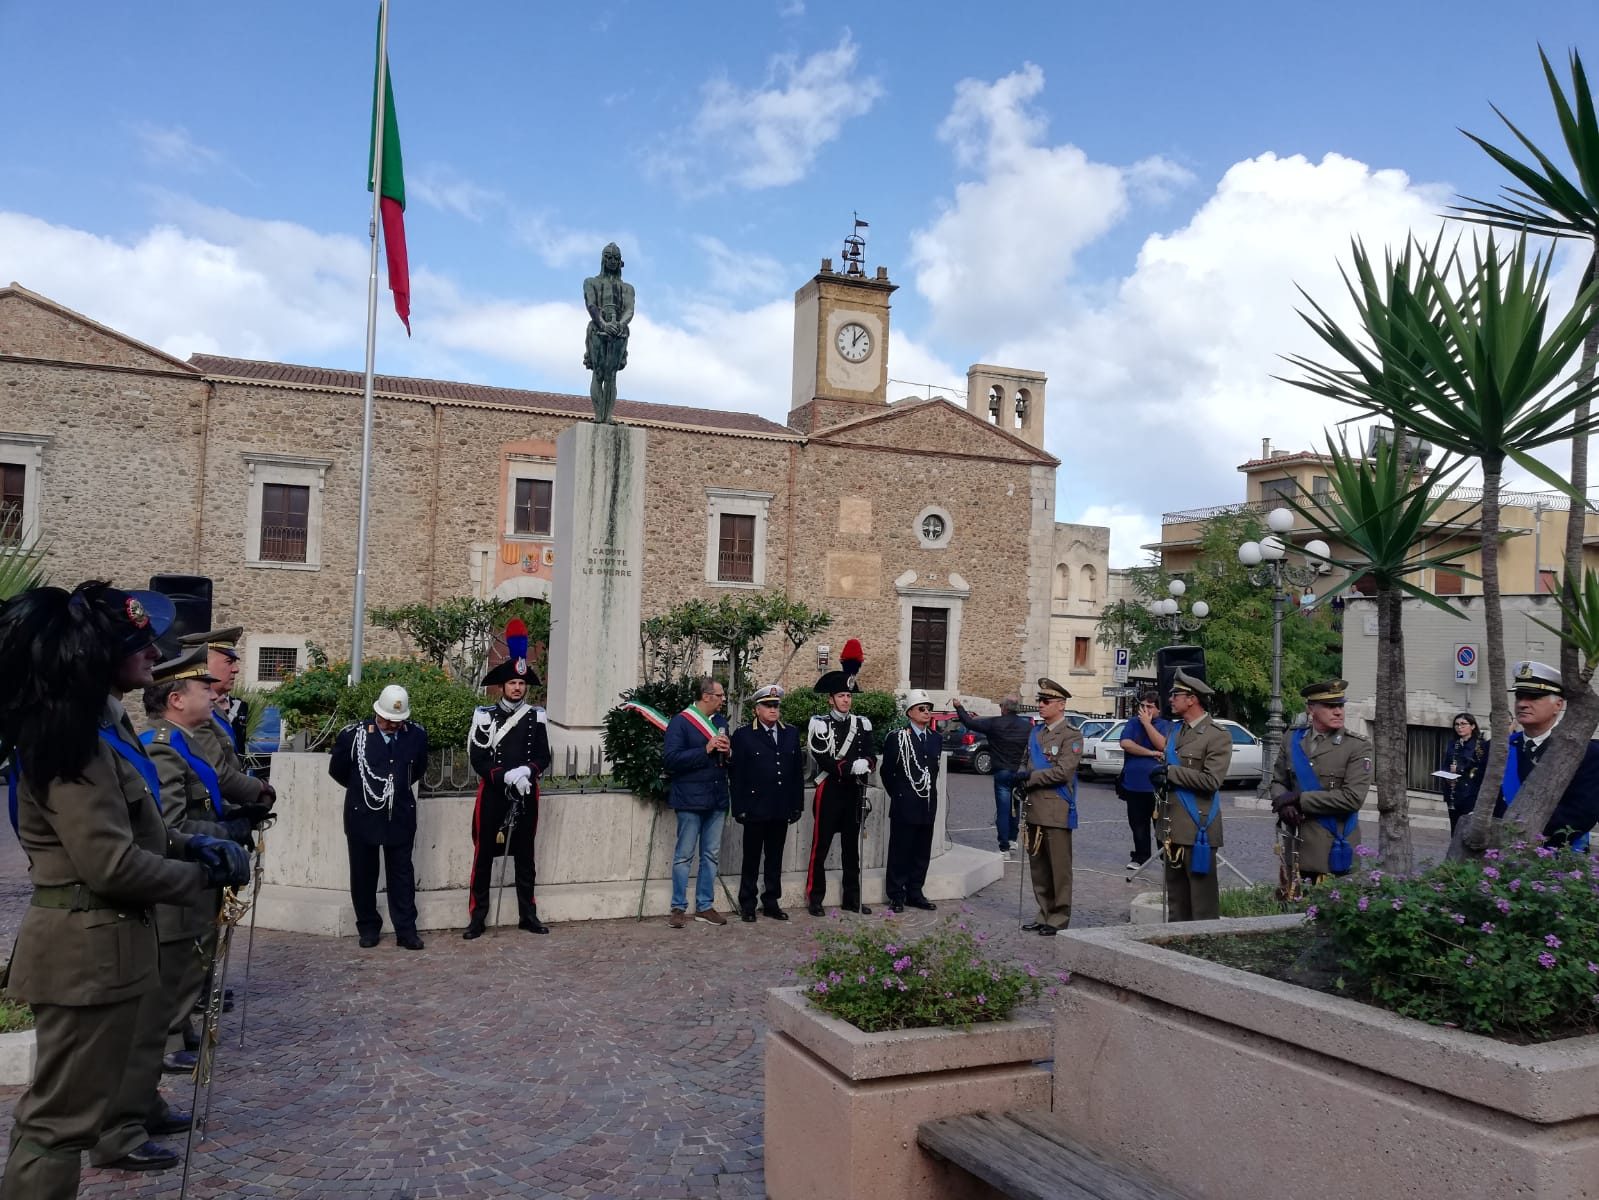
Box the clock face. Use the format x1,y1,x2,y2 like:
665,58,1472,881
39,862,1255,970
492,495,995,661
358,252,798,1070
835,322,872,362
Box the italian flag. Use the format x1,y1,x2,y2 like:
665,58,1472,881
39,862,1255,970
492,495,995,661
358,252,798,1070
368,19,410,333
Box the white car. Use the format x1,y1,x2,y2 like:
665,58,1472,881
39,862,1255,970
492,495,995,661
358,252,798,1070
1094,719,1264,786
1075,719,1119,777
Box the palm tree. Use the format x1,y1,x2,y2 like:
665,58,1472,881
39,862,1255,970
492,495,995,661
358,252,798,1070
1280,432,1477,874
1454,46,1599,821
1286,231,1599,856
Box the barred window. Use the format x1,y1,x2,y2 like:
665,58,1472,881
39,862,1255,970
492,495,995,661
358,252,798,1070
257,645,299,682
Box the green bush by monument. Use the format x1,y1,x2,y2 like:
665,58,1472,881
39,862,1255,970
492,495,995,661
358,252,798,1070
601,676,700,805
779,687,900,732
274,653,481,749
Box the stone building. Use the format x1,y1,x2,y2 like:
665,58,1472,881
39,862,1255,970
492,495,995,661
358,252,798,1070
1047,522,1114,715
0,261,1070,705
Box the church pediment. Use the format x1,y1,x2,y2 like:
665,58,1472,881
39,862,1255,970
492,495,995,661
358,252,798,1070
807,397,1056,465
0,284,198,374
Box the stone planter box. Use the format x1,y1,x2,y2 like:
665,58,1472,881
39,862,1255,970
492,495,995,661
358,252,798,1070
764,985,1051,1200
0,1029,36,1086
1052,916,1599,1200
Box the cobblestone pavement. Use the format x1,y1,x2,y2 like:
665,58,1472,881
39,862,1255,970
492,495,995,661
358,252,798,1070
0,773,1450,1198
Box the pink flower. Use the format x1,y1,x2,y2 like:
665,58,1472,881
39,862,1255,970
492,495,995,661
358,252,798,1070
1495,898,1512,914
1024,963,1040,978
1451,913,1466,925
1357,896,1369,912
1305,906,1319,920
892,956,912,974
1484,848,1502,861
1355,845,1375,859
977,994,987,1005
1546,934,1562,949
1483,866,1500,880
1368,870,1384,884
1536,846,1555,859
1538,952,1557,969
814,982,829,994
1327,889,1342,902
1510,879,1523,891
1480,922,1495,934
1055,970,1071,984
1465,955,1476,966
1391,897,1405,911
1586,962,1599,974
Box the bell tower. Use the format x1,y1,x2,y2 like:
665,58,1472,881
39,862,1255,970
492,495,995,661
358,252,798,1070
788,216,897,433
966,364,1047,449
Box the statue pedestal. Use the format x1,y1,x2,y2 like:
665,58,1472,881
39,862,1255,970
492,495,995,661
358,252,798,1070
545,422,647,770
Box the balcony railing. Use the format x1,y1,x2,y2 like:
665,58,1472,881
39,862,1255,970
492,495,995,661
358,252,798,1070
717,549,754,582
1162,483,1591,528
260,523,309,563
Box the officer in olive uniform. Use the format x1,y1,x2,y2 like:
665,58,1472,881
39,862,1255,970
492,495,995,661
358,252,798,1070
0,584,249,1197
1020,678,1082,935
331,684,430,949
90,645,262,1170
177,626,247,753
1270,679,1371,880
465,626,552,938
179,626,275,815
804,669,877,916
1150,669,1233,922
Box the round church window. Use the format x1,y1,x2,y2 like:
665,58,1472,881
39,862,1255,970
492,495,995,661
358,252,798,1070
915,507,953,549
921,514,945,542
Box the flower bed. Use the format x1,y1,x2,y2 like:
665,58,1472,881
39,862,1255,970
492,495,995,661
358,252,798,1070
794,912,1050,1031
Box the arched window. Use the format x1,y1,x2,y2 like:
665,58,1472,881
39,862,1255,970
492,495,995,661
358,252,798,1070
1079,564,1097,604
987,385,1003,424
1014,387,1031,430
1054,563,1071,600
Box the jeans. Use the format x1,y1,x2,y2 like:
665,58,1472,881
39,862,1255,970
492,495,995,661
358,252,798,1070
671,807,727,912
992,769,1024,847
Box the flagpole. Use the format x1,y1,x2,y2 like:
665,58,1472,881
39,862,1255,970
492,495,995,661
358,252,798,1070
350,0,391,685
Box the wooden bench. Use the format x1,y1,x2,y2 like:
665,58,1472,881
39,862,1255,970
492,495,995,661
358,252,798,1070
917,1110,1188,1200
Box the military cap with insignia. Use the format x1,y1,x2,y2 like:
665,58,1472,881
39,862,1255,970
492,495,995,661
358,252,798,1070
80,583,174,657
750,683,786,705
1036,677,1073,702
1169,668,1213,697
178,625,244,661
152,645,218,684
1510,660,1563,697
1301,678,1348,705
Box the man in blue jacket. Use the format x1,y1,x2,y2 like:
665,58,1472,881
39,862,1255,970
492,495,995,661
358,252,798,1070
662,677,731,928
729,684,804,922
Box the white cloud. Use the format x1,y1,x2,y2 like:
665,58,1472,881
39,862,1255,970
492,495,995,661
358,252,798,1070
410,165,503,222
779,0,805,16
649,33,882,193
1073,505,1163,569
514,213,634,271
910,64,1190,345
692,234,787,297
128,122,229,175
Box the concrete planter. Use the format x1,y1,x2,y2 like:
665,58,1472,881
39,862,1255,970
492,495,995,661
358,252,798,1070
763,985,1051,1200
0,1029,37,1086
1053,916,1599,1200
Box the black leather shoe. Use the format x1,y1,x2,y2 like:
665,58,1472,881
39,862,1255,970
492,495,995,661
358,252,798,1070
397,933,425,950
845,903,873,915
740,910,757,923
462,921,486,940
807,904,825,917
907,898,938,911
518,915,550,935
888,902,905,914
762,907,790,921
1021,921,1043,932
161,1051,196,1075
147,1109,192,1136
101,1140,181,1172
1037,926,1059,936
359,932,380,948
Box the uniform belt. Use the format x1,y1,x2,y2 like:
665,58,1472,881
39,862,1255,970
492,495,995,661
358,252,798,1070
30,884,131,912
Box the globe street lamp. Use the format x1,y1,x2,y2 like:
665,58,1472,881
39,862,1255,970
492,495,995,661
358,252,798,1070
1148,577,1210,633
1237,507,1331,795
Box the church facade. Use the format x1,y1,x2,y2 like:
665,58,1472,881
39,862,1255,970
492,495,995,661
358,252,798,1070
0,258,1096,706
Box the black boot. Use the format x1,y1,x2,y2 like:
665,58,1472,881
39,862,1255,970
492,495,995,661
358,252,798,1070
462,918,486,940
518,909,550,935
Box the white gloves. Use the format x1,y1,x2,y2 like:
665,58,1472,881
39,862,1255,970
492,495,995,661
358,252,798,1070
505,765,534,795
851,759,870,777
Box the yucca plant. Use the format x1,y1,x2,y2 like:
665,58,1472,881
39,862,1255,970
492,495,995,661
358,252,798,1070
1281,432,1478,874
1288,231,1599,857
1454,46,1599,825
0,510,48,602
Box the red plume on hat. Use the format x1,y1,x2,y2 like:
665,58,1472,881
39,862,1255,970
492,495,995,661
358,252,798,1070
840,637,864,692
506,618,529,664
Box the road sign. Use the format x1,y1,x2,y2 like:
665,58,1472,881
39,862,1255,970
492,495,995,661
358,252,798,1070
1454,643,1478,684
1113,647,1129,684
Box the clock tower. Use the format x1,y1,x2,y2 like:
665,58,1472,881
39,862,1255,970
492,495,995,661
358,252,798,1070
788,246,898,434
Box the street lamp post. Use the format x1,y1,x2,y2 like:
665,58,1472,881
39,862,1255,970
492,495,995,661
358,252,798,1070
1148,578,1210,634
1237,507,1331,796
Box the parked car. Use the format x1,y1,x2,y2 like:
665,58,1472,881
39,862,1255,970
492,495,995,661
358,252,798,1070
1074,719,1117,776
1094,718,1264,787
935,712,995,774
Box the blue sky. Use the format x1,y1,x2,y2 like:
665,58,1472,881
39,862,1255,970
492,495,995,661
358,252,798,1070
3,0,1595,562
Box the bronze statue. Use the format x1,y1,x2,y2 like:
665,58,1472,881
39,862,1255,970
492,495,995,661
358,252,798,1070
582,242,635,424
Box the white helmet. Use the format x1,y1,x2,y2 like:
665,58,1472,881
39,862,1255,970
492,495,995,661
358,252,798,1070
373,684,411,722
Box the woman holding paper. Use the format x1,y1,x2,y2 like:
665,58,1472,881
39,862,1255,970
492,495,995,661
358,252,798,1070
1437,713,1488,832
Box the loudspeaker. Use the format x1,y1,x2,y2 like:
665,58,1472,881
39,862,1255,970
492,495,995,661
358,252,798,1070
1154,645,1207,718
149,575,213,660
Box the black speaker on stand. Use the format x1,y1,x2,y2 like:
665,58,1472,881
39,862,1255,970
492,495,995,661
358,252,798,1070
149,574,213,661
1154,645,1207,719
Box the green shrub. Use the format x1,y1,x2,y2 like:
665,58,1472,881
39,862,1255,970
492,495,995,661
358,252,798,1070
602,677,701,805
0,992,33,1033
1309,840,1599,1040
1218,882,1303,918
780,688,902,732
797,914,1049,1032
274,657,482,750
